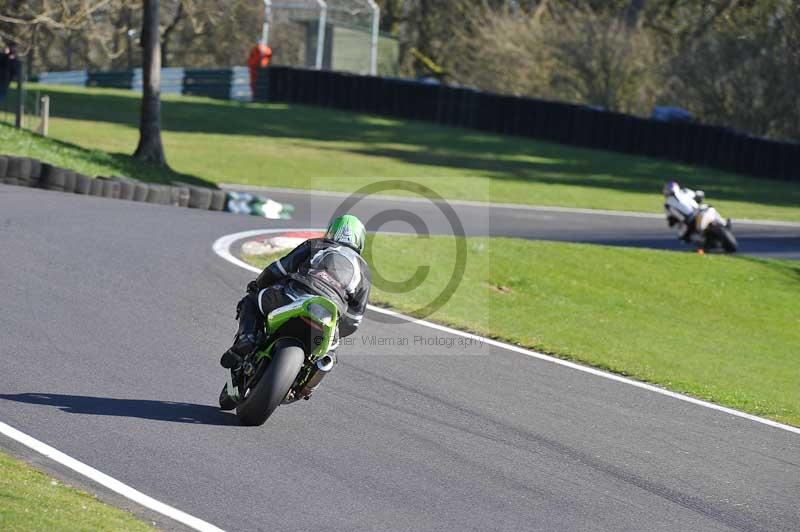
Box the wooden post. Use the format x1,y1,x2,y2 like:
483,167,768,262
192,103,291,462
39,95,49,136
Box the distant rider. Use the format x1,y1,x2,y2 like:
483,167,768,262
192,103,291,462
221,215,371,369
662,181,706,242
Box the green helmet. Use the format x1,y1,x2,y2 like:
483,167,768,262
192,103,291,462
325,214,366,254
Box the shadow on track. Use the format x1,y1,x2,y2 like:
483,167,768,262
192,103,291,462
0,393,238,426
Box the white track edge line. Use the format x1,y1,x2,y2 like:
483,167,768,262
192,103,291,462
0,421,224,532
215,228,800,436
218,184,800,227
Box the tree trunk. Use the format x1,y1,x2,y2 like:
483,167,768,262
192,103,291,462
134,0,167,166
161,1,184,68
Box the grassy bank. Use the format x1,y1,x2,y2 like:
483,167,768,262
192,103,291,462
0,450,155,531
246,235,800,426
0,122,212,188
3,84,800,221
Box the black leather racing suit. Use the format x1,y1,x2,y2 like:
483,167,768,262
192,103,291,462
253,238,370,336
223,238,371,367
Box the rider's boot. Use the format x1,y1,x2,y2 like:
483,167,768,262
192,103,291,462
220,294,264,369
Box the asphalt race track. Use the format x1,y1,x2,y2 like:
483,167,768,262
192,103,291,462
1,185,799,531
224,185,800,260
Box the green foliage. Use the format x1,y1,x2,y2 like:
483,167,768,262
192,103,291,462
450,7,660,113
396,0,800,141
0,121,213,188
0,0,263,72
6,1,798,139
664,1,800,141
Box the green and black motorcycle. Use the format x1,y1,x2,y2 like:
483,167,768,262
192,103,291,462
219,294,339,426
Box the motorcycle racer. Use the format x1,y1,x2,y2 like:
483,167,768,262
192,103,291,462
221,215,371,369
662,180,707,242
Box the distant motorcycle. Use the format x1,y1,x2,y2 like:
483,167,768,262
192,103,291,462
663,181,737,253
219,294,339,426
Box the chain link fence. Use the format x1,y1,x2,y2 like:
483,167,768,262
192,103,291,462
265,0,398,76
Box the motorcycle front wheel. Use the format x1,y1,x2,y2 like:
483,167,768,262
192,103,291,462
235,340,305,426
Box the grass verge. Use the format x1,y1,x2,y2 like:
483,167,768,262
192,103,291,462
0,450,156,531
3,84,800,221
0,122,213,188
246,234,800,427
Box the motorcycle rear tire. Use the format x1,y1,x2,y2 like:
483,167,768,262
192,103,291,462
703,224,739,253
720,227,738,253
708,224,738,253
236,341,304,426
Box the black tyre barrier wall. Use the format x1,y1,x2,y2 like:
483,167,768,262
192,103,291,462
87,70,135,90
75,174,92,194
210,189,227,211
7,157,33,184
30,159,42,184
144,184,162,203
106,180,122,199
41,165,65,191
119,181,136,201
182,69,233,100
188,186,213,209
89,177,104,196
169,186,182,206
254,66,800,182
133,182,149,202
175,186,190,207
0,154,237,213
63,171,77,193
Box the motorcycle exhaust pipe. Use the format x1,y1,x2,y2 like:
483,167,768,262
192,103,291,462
300,352,336,398
317,353,336,372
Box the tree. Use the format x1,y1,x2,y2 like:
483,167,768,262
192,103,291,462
545,7,659,113
0,1,118,65
662,0,800,140
445,4,659,114
133,0,167,165
160,0,184,68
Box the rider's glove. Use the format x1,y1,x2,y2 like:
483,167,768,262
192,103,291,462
246,280,260,294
